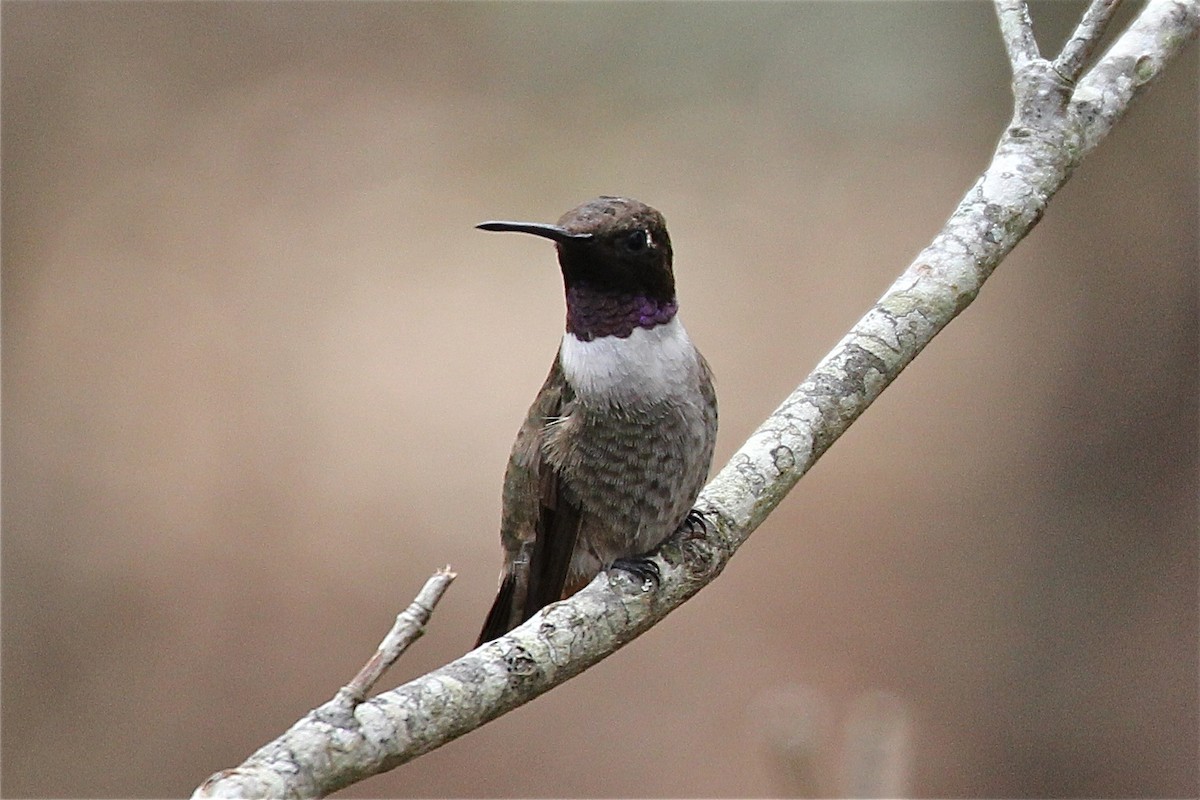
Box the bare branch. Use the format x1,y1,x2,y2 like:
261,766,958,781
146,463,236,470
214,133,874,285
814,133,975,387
192,3,1198,797
1072,0,1200,157
337,567,457,706
1055,0,1125,82
194,568,456,799
995,0,1041,72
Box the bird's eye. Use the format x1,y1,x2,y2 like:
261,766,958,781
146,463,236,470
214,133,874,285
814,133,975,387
624,229,649,252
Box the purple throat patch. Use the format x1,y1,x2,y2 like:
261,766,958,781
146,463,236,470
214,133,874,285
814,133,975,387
565,287,677,341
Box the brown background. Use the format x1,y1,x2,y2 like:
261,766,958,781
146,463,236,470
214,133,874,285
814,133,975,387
3,2,1197,797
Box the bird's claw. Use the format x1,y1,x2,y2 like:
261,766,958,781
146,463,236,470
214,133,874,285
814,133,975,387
610,555,661,591
679,508,709,535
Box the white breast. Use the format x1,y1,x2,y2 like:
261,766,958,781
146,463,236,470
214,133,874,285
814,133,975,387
559,317,699,405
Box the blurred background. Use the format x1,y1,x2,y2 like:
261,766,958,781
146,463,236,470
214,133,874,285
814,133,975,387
3,2,1196,797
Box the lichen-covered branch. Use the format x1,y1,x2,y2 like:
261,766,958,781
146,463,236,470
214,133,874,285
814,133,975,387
995,0,1042,69
193,2,1198,797
1072,0,1200,156
1055,0,1125,82
337,568,456,706
193,570,457,799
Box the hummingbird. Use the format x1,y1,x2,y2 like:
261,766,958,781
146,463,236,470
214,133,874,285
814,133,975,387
474,196,717,646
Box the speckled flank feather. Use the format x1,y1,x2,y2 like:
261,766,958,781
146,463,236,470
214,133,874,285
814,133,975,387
477,340,716,646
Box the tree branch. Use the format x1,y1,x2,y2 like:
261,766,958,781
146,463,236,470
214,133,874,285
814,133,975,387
1055,0,1125,82
995,0,1041,71
193,2,1198,797
1072,0,1200,157
194,570,456,799
337,567,456,706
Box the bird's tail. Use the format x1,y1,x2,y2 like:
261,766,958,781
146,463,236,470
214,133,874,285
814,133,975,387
476,573,520,647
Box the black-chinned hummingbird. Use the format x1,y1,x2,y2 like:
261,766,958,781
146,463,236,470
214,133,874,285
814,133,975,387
474,196,718,646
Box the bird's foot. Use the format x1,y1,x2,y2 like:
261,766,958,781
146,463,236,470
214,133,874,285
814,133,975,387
678,508,709,536
609,555,661,592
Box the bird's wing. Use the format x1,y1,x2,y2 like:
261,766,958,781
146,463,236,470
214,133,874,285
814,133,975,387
476,357,583,645
525,376,582,617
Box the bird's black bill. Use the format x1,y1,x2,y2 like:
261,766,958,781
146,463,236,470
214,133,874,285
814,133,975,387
476,221,593,243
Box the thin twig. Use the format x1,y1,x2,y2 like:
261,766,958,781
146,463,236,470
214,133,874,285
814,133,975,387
335,566,457,706
1055,0,1125,81
994,0,1041,72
